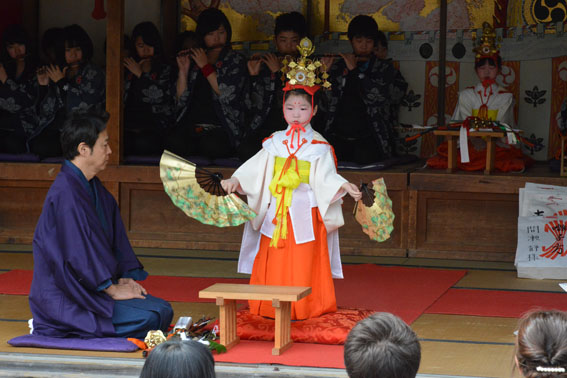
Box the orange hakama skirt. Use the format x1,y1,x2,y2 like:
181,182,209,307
248,208,337,320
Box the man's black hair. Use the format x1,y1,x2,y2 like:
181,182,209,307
195,8,232,47
60,111,109,160
347,15,378,44
56,24,94,67
131,21,164,60
274,11,307,38
475,56,502,70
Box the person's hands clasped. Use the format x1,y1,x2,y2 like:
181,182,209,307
190,48,208,69
342,182,362,201
46,65,67,83
176,50,191,76
339,53,357,71
0,64,7,84
36,67,49,86
262,53,281,73
247,54,262,76
105,278,147,300
124,57,143,78
221,177,240,194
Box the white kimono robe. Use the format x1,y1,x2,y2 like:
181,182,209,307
452,82,515,127
232,124,348,278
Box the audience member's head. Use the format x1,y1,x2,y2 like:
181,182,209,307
1,24,34,77
175,30,199,53
374,30,388,59
60,110,110,162
515,310,567,378
274,11,307,56
196,8,232,49
344,312,421,378
40,27,62,65
139,339,216,378
131,21,164,62
347,15,379,58
56,24,94,67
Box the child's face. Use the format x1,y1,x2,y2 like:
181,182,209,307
204,25,227,49
351,36,375,57
135,36,154,59
275,31,300,55
283,94,317,126
65,44,83,66
475,62,499,81
7,43,25,60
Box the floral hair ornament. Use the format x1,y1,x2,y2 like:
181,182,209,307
281,37,331,148
474,22,500,63
535,366,566,373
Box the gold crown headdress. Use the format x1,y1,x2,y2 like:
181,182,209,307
281,37,330,94
474,22,500,61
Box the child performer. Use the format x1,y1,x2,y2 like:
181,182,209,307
221,38,362,320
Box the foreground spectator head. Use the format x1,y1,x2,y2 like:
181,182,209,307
196,8,232,48
344,312,421,378
56,24,94,67
515,310,567,377
139,339,216,378
274,11,307,56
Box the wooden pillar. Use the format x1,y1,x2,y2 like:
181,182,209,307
106,0,124,166
437,0,447,127
161,0,178,61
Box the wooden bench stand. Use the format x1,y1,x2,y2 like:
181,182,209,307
199,283,311,355
434,130,505,175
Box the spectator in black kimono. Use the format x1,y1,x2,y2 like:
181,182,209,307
237,11,308,161
321,16,407,164
166,8,247,159
123,21,173,156
0,25,40,154
31,24,105,158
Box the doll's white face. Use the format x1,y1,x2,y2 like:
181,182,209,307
475,62,499,81
283,94,317,126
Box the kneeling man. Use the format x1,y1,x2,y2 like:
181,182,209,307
29,111,173,339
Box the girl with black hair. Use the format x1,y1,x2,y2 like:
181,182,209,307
0,24,41,154
32,24,105,159
123,21,173,156
167,8,247,160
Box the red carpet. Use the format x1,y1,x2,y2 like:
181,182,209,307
425,288,567,318
213,340,346,369
0,265,465,325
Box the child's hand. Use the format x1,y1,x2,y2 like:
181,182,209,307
221,177,240,194
342,182,362,201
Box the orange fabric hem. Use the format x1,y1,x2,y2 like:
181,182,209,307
248,208,337,320
426,141,533,172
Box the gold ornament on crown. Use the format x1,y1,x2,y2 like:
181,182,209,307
281,37,331,89
473,22,500,60
144,330,167,349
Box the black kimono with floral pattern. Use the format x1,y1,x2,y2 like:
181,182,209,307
38,62,106,134
124,62,174,131
175,48,247,148
0,69,40,143
322,56,407,159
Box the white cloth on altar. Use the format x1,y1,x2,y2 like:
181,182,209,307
232,124,348,278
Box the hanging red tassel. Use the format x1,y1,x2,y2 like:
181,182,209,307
92,0,107,20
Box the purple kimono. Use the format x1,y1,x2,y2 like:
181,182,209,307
29,161,172,338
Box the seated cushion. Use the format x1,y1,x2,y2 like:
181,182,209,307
0,153,40,162
8,334,139,352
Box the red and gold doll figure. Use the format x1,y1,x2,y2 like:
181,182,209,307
221,38,361,320
427,22,531,172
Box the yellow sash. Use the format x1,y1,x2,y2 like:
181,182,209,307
268,156,310,247
472,108,498,121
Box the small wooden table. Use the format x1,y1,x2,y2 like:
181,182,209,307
433,129,505,175
199,283,311,355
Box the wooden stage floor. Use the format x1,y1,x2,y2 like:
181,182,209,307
2,244,564,377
